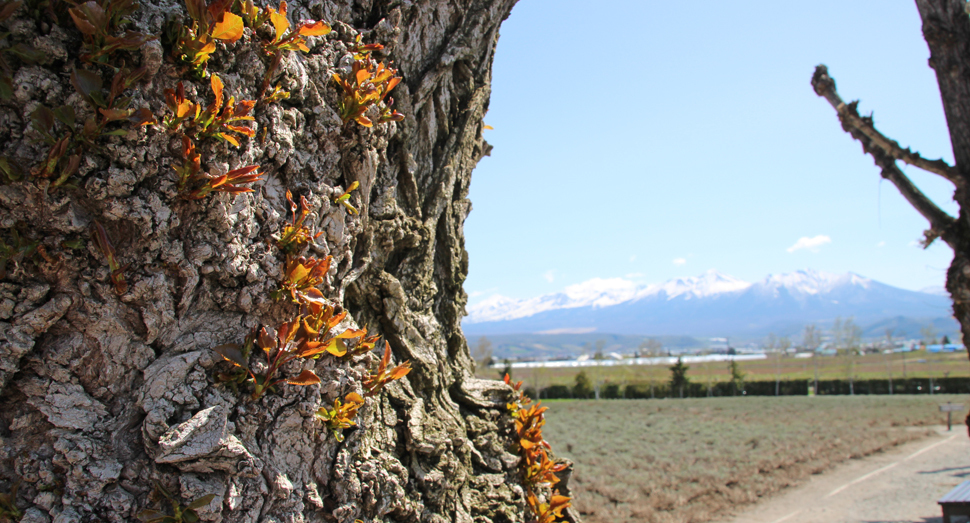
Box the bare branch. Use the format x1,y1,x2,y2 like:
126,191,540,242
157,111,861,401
812,64,957,246
812,65,963,187
880,162,956,247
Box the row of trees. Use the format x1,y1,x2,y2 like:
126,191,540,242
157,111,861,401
471,317,951,374
549,357,747,400
477,318,955,400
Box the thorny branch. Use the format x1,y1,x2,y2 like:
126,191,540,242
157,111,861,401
812,64,957,247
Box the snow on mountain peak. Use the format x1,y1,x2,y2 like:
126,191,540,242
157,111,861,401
657,269,751,300
467,277,647,324
562,277,641,306
760,269,870,296
464,269,879,325
467,270,752,323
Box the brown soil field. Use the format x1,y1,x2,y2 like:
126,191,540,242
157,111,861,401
541,395,964,523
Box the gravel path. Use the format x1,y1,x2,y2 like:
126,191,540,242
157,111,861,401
718,426,970,523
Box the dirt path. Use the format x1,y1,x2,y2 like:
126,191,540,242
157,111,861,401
718,426,970,523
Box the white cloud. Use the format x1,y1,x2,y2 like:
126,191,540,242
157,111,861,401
787,235,831,253
542,270,556,283
877,241,886,248
625,272,644,278
673,258,687,266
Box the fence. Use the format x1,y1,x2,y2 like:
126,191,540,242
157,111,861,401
532,376,970,400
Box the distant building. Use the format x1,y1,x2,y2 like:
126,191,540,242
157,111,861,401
709,337,730,353
927,344,965,353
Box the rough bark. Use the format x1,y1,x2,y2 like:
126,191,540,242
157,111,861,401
0,0,552,522
914,0,970,374
812,0,970,434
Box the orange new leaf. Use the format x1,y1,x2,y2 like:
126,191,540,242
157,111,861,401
210,75,224,113
298,20,330,36
268,1,289,42
211,12,243,42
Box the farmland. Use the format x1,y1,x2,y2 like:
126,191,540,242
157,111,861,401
484,350,970,392
541,395,961,523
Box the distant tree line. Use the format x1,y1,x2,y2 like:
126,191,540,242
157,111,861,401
532,376,970,400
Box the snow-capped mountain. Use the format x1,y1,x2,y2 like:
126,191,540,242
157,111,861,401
468,270,751,323
463,270,955,338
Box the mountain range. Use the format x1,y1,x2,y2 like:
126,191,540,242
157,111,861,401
462,269,958,341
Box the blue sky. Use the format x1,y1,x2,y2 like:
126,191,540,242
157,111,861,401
463,0,958,303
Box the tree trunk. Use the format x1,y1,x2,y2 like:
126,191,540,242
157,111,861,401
0,0,552,521
914,0,970,364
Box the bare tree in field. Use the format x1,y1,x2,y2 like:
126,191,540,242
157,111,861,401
776,335,791,396
922,324,939,346
813,0,970,431
804,324,821,394
841,317,862,395
473,335,494,370
885,328,896,394
640,337,663,357
812,1,970,356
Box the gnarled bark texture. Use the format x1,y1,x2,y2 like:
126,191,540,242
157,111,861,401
0,0,548,521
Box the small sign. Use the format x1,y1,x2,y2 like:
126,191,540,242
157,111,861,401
940,403,966,413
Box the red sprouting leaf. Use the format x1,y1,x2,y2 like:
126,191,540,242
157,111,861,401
31,105,55,134
0,1,22,22
71,68,103,100
92,221,127,295
127,108,157,126
224,124,255,136
184,0,207,23
286,369,321,386
205,0,233,22
235,99,256,117
68,6,98,35
258,326,276,352
99,108,131,122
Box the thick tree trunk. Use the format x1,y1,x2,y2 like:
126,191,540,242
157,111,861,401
0,0,540,522
913,0,970,364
